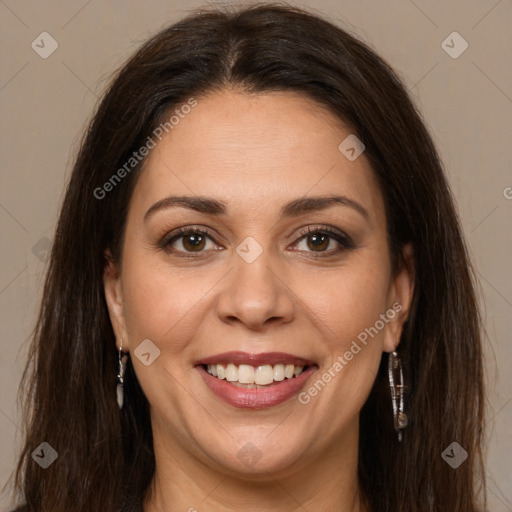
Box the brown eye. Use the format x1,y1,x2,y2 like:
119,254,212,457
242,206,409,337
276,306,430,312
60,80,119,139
294,226,354,256
304,232,330,252
180,232,207,252
162,228,216,256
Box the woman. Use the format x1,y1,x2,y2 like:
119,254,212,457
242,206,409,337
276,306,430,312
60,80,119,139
9,3,486,511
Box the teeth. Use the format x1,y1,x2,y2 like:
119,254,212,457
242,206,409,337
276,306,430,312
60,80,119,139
225,364,238,382
238,364,255,384
273,364,285,381
206,363,306,384
254,365,274,385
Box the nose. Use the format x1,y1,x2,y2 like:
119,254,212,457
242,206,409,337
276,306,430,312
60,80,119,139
215,248,295,331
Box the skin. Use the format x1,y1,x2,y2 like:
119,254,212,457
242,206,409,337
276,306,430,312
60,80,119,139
104,89,414,512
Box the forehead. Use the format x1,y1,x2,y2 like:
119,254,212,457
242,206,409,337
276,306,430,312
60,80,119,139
131,89,385,224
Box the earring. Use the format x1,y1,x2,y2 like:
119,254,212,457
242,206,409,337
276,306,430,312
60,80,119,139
116,339,128,410
388,350,408,441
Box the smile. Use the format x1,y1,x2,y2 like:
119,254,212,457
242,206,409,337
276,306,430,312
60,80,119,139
195,351,318,409
205,363,307,386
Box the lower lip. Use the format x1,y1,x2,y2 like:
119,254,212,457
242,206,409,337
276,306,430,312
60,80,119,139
196,365,318,409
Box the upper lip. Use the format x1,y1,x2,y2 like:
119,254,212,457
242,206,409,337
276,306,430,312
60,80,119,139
195,351,316,367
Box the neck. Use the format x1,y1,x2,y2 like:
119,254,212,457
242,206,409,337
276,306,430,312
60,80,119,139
143,419,368,512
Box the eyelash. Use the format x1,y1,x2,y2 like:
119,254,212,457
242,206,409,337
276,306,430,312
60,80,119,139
158,225,355,259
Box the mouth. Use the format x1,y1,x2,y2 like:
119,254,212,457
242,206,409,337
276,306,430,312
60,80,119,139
195,351,318,409
202,362,311,387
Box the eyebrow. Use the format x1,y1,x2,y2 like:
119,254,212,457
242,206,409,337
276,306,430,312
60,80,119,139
143,194,371,225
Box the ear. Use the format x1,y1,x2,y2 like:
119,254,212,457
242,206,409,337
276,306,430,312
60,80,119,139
382,243,415,353
103,249,130,351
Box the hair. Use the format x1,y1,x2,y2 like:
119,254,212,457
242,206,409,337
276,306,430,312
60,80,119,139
9,3,486,511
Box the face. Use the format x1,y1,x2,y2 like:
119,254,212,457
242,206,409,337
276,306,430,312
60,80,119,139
104,89,414,478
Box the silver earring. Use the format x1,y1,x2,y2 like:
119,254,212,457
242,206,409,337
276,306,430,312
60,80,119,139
116,339,127,409
388,350,408,441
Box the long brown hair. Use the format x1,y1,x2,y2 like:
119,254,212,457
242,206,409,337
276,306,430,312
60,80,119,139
10,3,486,511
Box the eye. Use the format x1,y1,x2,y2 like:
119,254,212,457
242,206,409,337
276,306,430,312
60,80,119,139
161,227,218,256
292,226,354,256
159,225,354,258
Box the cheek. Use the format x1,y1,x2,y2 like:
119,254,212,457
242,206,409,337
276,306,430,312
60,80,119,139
120,253,211,351
292,252,390,410
300,256,390,347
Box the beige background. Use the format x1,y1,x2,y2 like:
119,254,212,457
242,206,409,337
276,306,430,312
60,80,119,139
0,0,511,509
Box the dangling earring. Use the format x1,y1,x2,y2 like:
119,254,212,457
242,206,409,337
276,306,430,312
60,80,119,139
388,349,408,441
116,339,128,409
